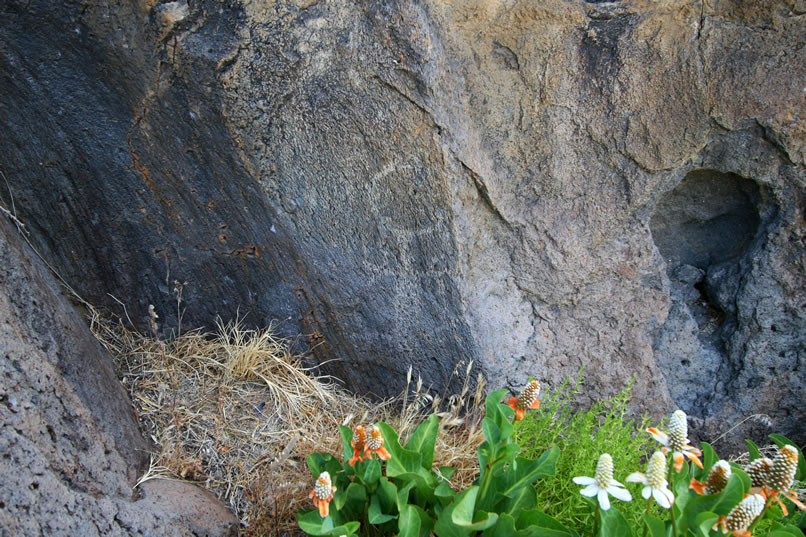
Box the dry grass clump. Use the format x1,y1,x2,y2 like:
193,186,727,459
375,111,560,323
90,309,486,536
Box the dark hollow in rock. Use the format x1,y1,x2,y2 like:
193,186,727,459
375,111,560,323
650,169,762,270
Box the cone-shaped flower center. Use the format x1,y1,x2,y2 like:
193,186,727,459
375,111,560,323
314,472,332,500
667,410,688,452
725,493,765,531
704,460,731,495
352,425,367,448
516,380,540,410
768,445,799,493
367,425,384,450
746,457,773,488
594,453,614,489
647,451,667,489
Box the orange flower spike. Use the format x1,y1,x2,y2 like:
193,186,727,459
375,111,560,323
309,471,336,518
690,460,732,496
763,445,806,516
365,425,391,461
714,493,765,536
745,457,773,488
506,380,541,421
348,425,367,466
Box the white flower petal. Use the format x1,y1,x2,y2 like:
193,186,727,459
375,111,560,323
626,472,647,484
573,476,596,485
607,485,632,502
610,479,626,487
648,429,670,446
653,487,673,509
598,489,611,510
642,486,651,500
580,484,600,497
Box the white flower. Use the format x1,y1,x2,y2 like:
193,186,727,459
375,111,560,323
627,451,675,509
573,453,632,510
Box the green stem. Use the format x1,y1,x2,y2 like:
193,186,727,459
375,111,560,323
593,502,601,536
670,504,678,537
668,465,678,537
642,498,653,537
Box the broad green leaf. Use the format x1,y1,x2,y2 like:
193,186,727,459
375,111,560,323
377,477,398,514
396,480,418,512
745,439,761,461
406,415,439,470
697,442,717,481
500,448,560,498
485,388,515,438
329,521,360,537
391,468,437,506
682,473,746,533
450,487,499,531
377,423,423,475
768,529,806,537
368,494,396,525
483,417,503,447
333,482,366,515
709,473,746,514
360,458,381,486
641,514,667,537
598,505,633,537
297,510,336,536
693,511,719,537
435,483,455,497
769,434,806,481
516,511,578,537
339,425,354,468
435,482,456,502
496,484,537,519
307,452,342,478
438,466,457,480
486,388,510,422
450,486,479,526
398,504,434,537
435,487,476,537
481,512,518,537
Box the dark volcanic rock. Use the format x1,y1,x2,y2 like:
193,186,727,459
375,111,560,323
0,216,238,535
1,0,804,450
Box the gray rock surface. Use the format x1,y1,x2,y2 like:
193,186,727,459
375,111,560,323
0,216,238,535
1,0,804,449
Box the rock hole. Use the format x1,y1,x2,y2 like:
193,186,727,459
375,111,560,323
650,169,767,412
651,170,761,270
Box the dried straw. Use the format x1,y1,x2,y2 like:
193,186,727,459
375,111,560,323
91,309,486,536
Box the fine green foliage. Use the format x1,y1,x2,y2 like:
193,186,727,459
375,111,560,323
514,372,658,532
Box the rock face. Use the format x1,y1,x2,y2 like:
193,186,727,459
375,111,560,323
0,216,238,535
1,0,804,448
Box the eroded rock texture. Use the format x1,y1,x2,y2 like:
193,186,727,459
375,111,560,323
0,217,238,535
1,0,804,448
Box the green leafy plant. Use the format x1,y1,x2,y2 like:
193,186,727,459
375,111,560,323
296,389,573,537
296,371,806,537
